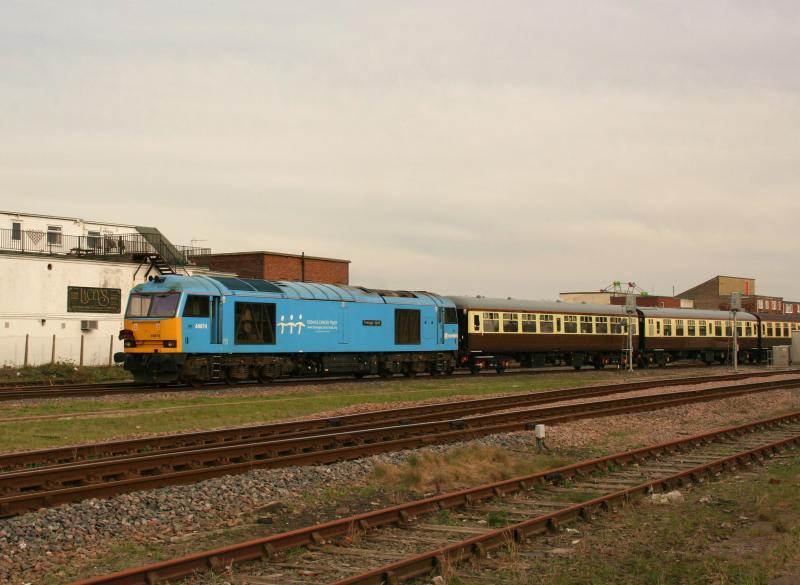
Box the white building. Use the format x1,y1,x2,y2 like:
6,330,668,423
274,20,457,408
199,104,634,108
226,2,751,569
0,211,213,367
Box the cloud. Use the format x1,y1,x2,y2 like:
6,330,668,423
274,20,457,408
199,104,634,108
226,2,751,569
1,1,799,300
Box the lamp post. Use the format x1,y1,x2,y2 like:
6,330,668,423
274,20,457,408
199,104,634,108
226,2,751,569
731,292,742,372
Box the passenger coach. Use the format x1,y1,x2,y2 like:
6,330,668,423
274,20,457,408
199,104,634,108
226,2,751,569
117,275,458,384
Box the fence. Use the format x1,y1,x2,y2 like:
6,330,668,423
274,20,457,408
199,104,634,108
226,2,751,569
0,228,211,267
0,334,118,367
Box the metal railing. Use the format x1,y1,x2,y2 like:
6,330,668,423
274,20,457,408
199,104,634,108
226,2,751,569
0,228,210,266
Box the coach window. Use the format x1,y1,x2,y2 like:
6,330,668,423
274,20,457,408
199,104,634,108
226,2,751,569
714,321,723,336
596,316,608,334
610,317,622,334
745,322,752,337
482,312,500,333
502,313,519,333
784,324,790,337
473,314,480,332
580,316,593,334
663,319,672,336
630,320,637,335
539,314,554,333
767,322,774,337
656,321,661,335
736,322,743,337
564,315,578,333
556,317,562,333
234,302,276,345
687,320,696,336
183,295,210,318
699,321,707,336
675,320,684,336
725,321,733,336
521,314,537,333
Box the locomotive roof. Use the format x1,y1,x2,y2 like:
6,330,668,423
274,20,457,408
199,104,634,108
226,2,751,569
446,296,629,315
133,275,452,306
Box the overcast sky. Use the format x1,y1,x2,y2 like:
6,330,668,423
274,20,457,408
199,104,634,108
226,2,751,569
1,2,799,299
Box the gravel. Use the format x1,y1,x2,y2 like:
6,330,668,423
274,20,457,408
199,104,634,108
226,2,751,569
2,376,800,583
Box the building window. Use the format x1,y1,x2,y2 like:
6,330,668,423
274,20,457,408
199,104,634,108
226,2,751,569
87,230,101,249
11,222,21,241
47,225,62,245
757,299,763,310
596,316,608,334
564,315,578,333
539,314,554,333
580,316,593,334
502,313,519,333
521,313,537,333
482,312,500,333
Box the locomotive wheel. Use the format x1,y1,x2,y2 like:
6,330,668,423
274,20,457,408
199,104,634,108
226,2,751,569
469,365,480,375
190,379,204,389
445,367,455,375
495,366,505,374
354,373,365,379
403,370,416,378
593,361,604,370
379,369,393,379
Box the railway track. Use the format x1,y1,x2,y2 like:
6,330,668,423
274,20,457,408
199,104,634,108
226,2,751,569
0,370,786,471
69,411,800,585
1,374,798,517
0,364,780,402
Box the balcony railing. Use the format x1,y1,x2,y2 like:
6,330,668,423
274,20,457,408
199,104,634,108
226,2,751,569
0,228,210,266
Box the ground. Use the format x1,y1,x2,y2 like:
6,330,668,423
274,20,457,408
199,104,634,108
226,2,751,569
2,367,800,584
0,362,130,385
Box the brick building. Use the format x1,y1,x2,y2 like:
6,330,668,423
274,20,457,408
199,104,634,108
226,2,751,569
677,275,784,314
192,251,350,284
785,301,800,315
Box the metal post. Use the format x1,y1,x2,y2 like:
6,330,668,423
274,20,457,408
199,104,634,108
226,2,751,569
108,334,114,366
51,333,56,364
79,334,85,367
23,334,29,367
732,311,738,372
628,315,634,372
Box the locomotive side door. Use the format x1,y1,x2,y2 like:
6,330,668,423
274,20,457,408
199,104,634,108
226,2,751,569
210,296,222,345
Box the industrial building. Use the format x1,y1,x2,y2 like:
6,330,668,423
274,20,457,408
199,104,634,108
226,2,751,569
677,275,785,314
0,211,353,367
193,251,350,284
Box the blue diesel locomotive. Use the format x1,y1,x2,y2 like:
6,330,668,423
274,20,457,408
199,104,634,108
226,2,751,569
117,275,459,384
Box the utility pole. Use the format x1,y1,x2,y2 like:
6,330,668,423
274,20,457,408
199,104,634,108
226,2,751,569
731,292,741,372
626,294,636,372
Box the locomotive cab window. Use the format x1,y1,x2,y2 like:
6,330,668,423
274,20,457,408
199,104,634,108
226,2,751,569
502,313,519,333
126,292,180,318
482,312,500,333
183,295,210,318
441,307,458,324
234,302,276,345
395,309,421,344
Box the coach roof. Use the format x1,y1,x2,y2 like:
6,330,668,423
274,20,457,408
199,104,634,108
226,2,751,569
447,296,629,316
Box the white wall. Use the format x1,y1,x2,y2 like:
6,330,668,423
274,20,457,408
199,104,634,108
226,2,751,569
0,254,146,366
0,211,135,239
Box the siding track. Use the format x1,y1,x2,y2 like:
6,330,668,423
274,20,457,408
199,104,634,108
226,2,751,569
1,374,799,517
68,411,800,585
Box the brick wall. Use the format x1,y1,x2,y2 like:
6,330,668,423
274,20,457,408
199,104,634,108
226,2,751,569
195,252,349,284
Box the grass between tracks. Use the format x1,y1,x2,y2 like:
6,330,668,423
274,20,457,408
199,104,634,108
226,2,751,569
0,362,131,385
449,456,800,585
0,369,697,452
